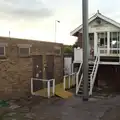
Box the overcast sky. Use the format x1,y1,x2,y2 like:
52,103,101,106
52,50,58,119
0,0,120,45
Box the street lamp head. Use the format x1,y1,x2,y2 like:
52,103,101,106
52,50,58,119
56,20,60,23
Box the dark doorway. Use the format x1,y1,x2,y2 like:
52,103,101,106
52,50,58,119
32,55,43,92
46,55,54,79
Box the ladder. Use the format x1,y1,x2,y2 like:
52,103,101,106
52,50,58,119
76,56,100,96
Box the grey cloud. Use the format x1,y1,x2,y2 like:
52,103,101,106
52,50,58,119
0,0,54,20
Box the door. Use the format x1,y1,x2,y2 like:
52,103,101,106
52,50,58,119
89,33,94,59
32,55,43,92
64,57,72,75
98,32,107,55
46,55,54,79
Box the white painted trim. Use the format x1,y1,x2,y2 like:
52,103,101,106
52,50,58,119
74,61,120,65
47,81,50,98
31,78,55,98
70,13,97,36
70,12,120,36
94,32,97,56
0,43,8,57
19,47,31,56
52,79,55,96
73,60,82,63
0,43,8,47
17,44,32,48
99,62,120,65
107,32,110,55
0,46,6,57
31,78,34,95
63,73,76,90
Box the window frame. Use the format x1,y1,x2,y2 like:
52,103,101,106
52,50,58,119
17,44,32,57
54,46,61,56
0,43,8,57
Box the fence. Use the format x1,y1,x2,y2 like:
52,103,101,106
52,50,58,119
63,73,76,90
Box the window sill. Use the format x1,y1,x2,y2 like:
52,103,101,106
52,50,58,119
0,56,7,59
19,55,31,58
55,54,61,56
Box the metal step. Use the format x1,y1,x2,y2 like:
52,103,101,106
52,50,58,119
80,83,90,87
89,64,94,66
77,60,96,95
78,88,90,93
89,65,94,67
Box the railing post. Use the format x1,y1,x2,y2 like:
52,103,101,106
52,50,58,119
76,81,78,95
76,74,78,87
73,73,76,86
76,73,78,95
63,76,66,90
69,75,71,88
52,79,55,96
72,74,74,87
89,75,92,95
47,81,50,98
31,78,33,94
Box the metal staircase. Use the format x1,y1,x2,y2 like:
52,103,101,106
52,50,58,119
76,55,100,96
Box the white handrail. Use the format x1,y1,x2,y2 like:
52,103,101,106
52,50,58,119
31,78,55,98
89,55,100,95
91,57,98,78
92,57,99,85
76,62,83,88
31,78,54,82
76,73,83,94
63,72,76,90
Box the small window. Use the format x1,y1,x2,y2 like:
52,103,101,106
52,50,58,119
0,43,7,57
0,46,5,56
17,44,32,57
54,47,61,55
19,47,30,57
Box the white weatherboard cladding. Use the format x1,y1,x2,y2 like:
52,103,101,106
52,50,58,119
80,18,120,33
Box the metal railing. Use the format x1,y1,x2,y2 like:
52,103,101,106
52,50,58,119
76,73,83,94
76,62,83,88
99,48,120,56
76,62,83,94
63,73,76,90
31,78,55,98
89,55,100,95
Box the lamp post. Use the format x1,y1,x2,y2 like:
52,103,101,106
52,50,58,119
82,0,89,101
9,31,10,38
55,20,60,43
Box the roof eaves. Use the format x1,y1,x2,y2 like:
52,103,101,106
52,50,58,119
70,13,98,36
97,14,120,28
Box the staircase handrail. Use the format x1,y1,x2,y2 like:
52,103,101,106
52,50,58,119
76,62,83,87
91,56,98,78
76,73,83,94
64,72,76,90
93,56,99,83
90,55,100,95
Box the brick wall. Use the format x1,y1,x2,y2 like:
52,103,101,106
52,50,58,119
0,37,63,99
75,33,83,48
78,33,83,48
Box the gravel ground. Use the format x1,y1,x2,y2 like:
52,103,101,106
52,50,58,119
1,95,120,120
